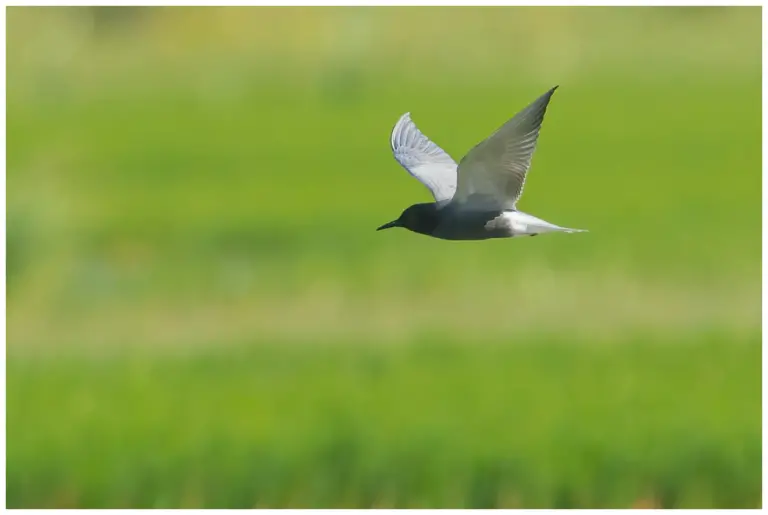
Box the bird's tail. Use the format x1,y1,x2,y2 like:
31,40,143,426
561,227,588,234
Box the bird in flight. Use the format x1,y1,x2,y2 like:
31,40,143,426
377,86,587,240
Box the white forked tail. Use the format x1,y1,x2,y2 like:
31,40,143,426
506,211,588,235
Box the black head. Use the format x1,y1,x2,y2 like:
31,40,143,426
376,203,440,236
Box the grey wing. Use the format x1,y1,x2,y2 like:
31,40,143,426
391,112,458,203
454,86,558,210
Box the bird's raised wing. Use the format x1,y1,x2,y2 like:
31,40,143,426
454,86,558,210
391,112,458,203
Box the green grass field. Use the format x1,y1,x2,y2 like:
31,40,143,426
7,337,761,508
6,7,762,508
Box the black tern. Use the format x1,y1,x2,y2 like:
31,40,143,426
377,86,587,240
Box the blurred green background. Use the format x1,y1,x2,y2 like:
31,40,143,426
6,6,762,508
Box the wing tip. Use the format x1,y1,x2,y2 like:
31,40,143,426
545,85,559,98
396,112,412,130
391,111,413,150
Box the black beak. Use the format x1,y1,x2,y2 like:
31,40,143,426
376,220,400,231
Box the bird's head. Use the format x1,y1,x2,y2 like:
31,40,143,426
376,203,439,235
